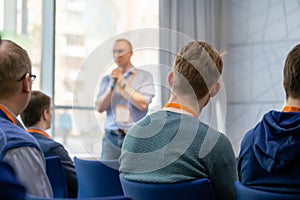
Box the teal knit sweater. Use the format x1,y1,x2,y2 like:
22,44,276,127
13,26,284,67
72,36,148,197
120,111,237,200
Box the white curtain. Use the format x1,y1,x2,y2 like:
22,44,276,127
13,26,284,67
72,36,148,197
158,0,226,131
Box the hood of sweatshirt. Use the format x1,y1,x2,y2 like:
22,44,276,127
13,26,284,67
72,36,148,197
252,110,300,172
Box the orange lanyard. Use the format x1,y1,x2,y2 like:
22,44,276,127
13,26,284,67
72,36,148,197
0,104,17,125
126,68,138,87
27,128,51,139
164,102,198,118
282,106,300,112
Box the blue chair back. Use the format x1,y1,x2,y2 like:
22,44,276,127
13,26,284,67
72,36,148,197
235,181,300,200
119,175,215,200
26,194,131,200
0,160,26,200
74,157,123,198
45,156,68,198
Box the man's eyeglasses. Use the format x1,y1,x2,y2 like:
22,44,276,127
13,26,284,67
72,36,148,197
17,73,36,82
113,49,131,54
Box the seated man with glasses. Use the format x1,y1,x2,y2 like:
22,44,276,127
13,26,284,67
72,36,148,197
0,36,53,197
18,73,36,82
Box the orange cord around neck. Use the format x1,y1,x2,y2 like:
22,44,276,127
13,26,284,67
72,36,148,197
282,106,300,112
164,102,198,118
27,128,51,139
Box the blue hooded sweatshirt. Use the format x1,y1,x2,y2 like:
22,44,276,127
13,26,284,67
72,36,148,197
237,110,300,193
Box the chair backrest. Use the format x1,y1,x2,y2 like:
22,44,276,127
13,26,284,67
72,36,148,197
119,174,215,200
45,156,68,198
0,160,26,200
26,194,131,200
235,181,300,200
74,157,124,198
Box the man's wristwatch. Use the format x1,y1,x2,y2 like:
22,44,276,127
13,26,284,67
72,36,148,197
119,82,126,89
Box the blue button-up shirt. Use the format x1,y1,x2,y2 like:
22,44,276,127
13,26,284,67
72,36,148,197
97,66,155,131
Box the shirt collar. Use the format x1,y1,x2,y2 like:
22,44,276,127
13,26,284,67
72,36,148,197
27,127,51,139
123,66,135,78
0,103,18,125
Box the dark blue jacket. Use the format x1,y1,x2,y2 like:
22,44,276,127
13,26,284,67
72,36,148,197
28,128,78,198
0,110,40,160
237,110,300,193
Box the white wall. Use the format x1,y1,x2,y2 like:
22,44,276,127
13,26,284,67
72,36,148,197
223,0,300,155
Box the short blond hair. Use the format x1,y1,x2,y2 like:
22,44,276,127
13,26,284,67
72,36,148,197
115,38,133,51
0,38,31,98
172,41,223,100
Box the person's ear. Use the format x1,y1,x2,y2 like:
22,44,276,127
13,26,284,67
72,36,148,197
168,71,174,87
209,82,220,98
283,80,289,100
42,109,48,121
128,50,133,57
283,80,287,91
22,73,31,93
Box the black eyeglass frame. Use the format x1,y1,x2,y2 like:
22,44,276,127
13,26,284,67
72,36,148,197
17,73,36,82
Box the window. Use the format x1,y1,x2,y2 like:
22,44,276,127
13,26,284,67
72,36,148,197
1,0,158,158
55,0,159,157
65,34,85,46
0,0,43,91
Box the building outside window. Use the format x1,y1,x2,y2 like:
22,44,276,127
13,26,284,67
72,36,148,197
1,0,159,158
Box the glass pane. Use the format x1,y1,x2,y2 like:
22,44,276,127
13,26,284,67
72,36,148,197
0,0,3,29
55,0,159,106
0,0,42,91
55,0,159,157
54,108,103,158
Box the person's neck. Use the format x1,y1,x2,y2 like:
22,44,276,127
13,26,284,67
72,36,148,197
285,97,300,108
0,99,21,116
164,94,208,117
120,62,132,74
31,121,47,131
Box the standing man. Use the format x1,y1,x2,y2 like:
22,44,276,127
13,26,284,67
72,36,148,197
0,37,52,197
237,43,300,193
96,38,155,160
